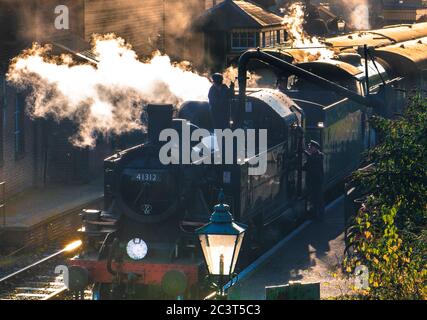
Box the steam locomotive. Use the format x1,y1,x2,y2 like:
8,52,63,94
67,24,427,300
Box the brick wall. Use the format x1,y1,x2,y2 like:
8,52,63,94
0,0,109,197
32,0,85,43
0,0,84,46
44,121,112,184
0,79,39,197
84,0,206,65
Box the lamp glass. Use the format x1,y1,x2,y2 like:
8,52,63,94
199,234,241,276
231,232,244,274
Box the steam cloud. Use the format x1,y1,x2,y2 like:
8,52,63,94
330,0,371,30
346,0,371,30
282,3,334,61
275,0,371,31
7,34,212,148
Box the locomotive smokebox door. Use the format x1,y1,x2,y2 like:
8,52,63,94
146,104,174,144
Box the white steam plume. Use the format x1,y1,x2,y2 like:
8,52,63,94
7,34,211,148
329,0,371,30
282,3,334,62
349,1,370,30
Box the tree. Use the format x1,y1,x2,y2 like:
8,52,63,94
344,94,427,299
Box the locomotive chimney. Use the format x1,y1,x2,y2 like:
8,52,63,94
146,104,174,144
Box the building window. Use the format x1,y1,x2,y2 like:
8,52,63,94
283,30,289,42
264,31,270,47
231,31,257,49
15,92,25,158
264,30,276,47
270,31,275,46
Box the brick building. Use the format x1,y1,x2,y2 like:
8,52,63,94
197,0,286,69
382,0,427,24
0,0,107,198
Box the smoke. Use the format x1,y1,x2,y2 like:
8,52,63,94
7,34,211,148
222,66,261,88
330,0,371,30
347,1,371,30
281,3,334,62
274,0,371,31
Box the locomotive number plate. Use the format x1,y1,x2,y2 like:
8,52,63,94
133,173,162,182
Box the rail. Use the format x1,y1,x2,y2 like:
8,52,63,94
0,240,82,300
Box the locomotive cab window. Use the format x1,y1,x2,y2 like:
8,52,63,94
286,76,339,105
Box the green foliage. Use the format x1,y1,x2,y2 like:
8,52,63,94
345,95,427,300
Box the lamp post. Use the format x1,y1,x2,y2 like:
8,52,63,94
197,191,247,300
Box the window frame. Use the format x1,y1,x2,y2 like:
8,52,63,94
262,29,279,48
231,30,258,50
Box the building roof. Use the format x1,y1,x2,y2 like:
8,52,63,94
233,0,283,26
197,0,283,31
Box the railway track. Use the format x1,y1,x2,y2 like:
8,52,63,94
0,241,82,300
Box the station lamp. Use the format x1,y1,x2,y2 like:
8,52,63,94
197,191,247,299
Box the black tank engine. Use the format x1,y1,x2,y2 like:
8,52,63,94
66,24,427,299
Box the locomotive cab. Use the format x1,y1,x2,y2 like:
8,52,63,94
228,89,306,228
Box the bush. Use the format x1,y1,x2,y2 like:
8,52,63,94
344,95,427,300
